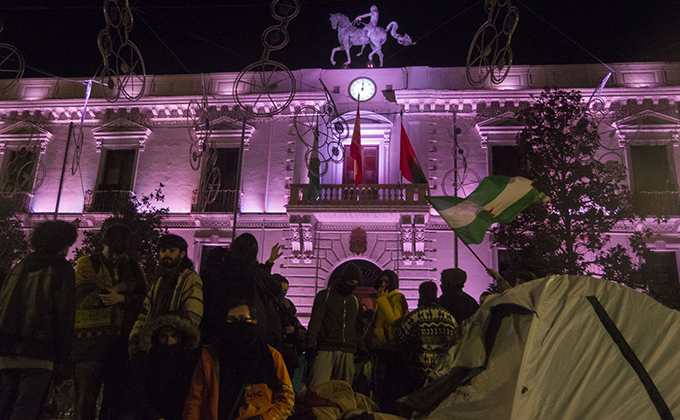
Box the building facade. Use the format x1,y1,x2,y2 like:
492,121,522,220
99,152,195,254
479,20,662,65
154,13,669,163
2,62,680,321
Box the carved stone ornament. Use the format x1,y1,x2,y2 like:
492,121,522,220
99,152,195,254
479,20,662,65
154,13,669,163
349,227,368,255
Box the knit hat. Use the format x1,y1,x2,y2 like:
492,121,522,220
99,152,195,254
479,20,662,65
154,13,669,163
441,268,467,289
342,263,363,284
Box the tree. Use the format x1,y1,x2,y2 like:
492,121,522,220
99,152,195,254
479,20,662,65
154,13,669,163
73,185,169,283
0,197,28,282
492,89,633,278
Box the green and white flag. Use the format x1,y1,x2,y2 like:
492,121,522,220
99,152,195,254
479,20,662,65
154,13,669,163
428,176,549,245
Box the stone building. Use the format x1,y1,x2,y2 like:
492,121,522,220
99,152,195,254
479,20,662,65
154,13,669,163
1,62,680,322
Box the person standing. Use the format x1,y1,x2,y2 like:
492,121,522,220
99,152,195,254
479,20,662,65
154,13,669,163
306,263,366,389
366,269,408,414
398,281,458,391
439,268,479,325
126,315,200,420
73,224,147,420
128,234,203,357
0,220,78,420
183,300,294,420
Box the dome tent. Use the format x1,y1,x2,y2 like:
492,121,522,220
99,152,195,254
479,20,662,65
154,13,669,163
402,275,680,420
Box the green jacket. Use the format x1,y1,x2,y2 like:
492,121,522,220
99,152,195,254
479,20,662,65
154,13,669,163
307,288,365,353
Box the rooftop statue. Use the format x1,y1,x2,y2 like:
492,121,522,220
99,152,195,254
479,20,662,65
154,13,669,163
330,6,415,68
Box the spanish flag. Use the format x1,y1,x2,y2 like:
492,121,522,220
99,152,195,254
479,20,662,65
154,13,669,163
350,102,363,186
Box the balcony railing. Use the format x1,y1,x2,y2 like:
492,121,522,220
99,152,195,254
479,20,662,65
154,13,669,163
83,189,134,213
1,192,33,213
631,191,680,216
191,189,239,213
288,184,429,207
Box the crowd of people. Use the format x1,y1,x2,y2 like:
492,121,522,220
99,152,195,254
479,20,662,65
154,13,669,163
0,220,516,420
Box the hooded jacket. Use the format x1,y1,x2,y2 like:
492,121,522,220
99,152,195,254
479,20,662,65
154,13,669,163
0,252,75,364
306,287,365,354
183,344,294,420
368,289,408,350
128,315,201,420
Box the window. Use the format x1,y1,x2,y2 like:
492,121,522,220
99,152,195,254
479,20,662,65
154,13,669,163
86,148,137,212
629,145,680,215
343,145,378,185
491,145,523,177
2,148,39,193
652,251,679,284
196,148,240,213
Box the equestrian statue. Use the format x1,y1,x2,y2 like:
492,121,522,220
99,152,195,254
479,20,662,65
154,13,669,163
329,6,415,68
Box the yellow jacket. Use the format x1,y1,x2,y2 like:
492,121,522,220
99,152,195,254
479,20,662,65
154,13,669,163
183,345,294,420
368,289,408,350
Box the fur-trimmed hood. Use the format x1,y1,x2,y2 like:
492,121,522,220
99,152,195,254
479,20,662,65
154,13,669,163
138,315,201,352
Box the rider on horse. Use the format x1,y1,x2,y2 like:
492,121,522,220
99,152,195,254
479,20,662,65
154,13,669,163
354,5,379,39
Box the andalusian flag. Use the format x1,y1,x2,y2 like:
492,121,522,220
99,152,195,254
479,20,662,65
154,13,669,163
428,176,549,245
350,102,363,186
399,122,427,184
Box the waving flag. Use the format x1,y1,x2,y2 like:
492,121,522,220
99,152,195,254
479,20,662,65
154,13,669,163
399,122,427,184
427,176,549,245
350,102,363,186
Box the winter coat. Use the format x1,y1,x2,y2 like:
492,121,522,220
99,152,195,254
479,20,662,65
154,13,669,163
439,288,479,325
128,316,201,420
307,288,365,354
397,304,458,377
183,345,294,420
0,252,75,363
130,268,203,340
201,249,284,347
73,253,146,362
367,289,408,351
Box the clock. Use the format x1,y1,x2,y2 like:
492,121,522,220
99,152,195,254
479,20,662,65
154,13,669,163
348,77,377,102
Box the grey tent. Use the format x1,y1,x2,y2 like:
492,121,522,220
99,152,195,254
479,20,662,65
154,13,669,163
402,275,680,420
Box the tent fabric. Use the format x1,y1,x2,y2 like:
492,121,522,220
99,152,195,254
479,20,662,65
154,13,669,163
408,275,680,420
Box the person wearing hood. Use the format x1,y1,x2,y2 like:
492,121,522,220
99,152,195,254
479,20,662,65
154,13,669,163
126,315,200,420
0,220,78,420
306,263,366,389
200,233,284,348
366,269,408,414
183,300,294,420
73,223,147,420
129,234,203,358
439,268,479,325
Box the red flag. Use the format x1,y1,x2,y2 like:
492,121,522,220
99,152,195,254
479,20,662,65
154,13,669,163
350,102,363,186
400,122,427,184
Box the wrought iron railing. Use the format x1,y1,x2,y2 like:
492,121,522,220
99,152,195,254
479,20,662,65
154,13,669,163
83,189,134,213
631,191,680,216
288,184,429,207
191,189,239,213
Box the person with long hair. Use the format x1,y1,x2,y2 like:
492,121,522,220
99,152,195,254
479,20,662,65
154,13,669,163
0,220,78,420
184,300,294,420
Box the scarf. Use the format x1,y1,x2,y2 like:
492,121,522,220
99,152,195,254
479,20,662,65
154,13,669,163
217,321,279,420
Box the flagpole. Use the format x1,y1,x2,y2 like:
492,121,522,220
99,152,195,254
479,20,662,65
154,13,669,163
453,109,459,269
461,241,489,271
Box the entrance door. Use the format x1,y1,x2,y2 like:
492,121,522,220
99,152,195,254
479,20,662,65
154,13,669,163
343,145,378,185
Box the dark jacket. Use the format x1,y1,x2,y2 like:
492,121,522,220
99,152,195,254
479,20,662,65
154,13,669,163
307,288,365,353
201,249,283,347
0,252,75,363
439,288,479,324
128,315,201,420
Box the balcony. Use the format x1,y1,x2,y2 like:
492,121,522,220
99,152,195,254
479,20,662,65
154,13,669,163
191,189,239,213
631,191,680,216
83,189,134,213
288,183,429,211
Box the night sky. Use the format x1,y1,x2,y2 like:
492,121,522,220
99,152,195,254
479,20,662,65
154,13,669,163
0,0,679,79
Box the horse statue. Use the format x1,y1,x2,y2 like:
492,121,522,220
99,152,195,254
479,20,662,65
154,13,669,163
329,12,415,68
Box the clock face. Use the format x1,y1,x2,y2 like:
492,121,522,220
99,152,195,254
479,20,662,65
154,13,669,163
348,77,377,102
